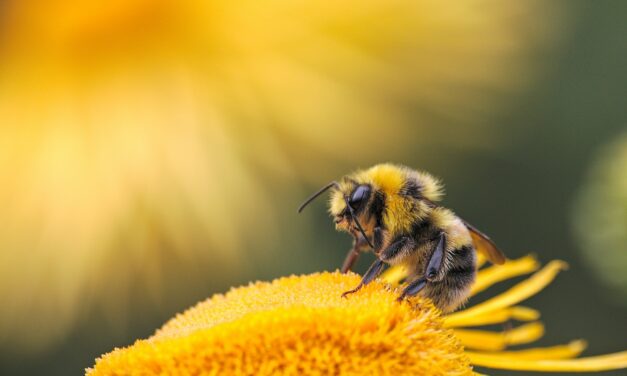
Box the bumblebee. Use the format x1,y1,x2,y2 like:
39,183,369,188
298,163,505,312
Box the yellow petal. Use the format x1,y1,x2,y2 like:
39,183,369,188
447,260,567,325
467,350,627,372
444,306,539,328
471,255,540,297
380,264,408,286
454,322,544,351
474,340,587,360
476,253,487,269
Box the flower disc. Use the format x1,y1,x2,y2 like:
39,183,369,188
88,272,472,375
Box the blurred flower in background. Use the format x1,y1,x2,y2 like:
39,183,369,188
573,131,627,304
0,0,563,351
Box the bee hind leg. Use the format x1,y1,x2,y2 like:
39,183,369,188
421,247,476,312
397,233,445,302
425,233,446,281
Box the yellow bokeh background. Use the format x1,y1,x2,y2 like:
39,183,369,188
0,1,626,375
0,0,564,352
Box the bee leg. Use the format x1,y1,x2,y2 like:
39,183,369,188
341,259,385,298
373,226,384,253
397,234,445,302
421,246,476,312
379,236,414,262
341,234,370,273
340,249,360,273
425,233,446,281
397,278,427,301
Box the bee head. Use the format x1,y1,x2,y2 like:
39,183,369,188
298,179,375,248
328,180,377,248
329,182,369,221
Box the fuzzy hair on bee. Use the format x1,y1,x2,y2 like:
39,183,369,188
298,163,506,312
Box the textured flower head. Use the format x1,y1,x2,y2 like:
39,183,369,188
88,256,627,375
89,272,472,375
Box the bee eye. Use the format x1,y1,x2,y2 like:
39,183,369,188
349,185,370,208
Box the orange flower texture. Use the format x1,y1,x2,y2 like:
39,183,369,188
88,256,627,375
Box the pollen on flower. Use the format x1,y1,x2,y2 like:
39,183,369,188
87,272,473,375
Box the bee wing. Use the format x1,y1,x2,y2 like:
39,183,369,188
462,220,506,265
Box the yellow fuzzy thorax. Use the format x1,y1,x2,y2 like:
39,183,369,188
355,163,407,196
329,164,443,234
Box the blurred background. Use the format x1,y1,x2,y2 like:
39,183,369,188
0,0,625,375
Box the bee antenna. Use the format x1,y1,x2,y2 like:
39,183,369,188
345,198,375,249
297,181,339,213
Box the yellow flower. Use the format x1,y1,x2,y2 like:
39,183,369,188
88,256,627,375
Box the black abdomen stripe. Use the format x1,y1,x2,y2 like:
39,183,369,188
446,245,476,286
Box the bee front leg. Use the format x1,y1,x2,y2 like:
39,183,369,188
341,226,384,273
341,259,385,298
341,233,371,273
340,249,360,274
343,235,411,300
